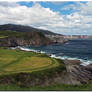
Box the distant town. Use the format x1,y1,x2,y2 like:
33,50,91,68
46,34,92,40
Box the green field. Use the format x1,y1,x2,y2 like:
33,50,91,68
0,84,92,91
0,31,24,38
0,48,59,75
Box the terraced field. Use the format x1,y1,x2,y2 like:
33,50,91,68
0,48,59,75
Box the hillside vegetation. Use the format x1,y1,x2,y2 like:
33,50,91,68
0,24,58,35
0,84,92,91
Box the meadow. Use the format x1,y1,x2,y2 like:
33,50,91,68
0,48,59,75
0,84,92,91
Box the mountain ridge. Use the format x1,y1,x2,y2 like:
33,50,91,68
0,24,61,35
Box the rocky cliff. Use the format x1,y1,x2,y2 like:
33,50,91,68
0,31,53,47
64,60,92,84
45,35,68,43
0,30,68,47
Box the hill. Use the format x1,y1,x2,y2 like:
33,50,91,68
0,24,59,35
0,24,67,47
0,48,60,75
0,31,53,47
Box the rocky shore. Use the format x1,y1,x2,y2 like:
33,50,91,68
64,60,92,84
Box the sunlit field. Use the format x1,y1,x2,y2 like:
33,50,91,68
0,48,59,75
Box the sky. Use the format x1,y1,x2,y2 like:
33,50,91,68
0,1,92,35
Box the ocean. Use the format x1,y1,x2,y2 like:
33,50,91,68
21,39,92,65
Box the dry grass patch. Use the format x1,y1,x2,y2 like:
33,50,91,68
4,57,53,71
0,48,60,75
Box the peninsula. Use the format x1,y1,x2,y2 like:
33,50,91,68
0,24,92,91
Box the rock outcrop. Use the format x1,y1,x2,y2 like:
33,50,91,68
45,34,68,44
0,31,53,47
64,60,92,84
0,31,68,47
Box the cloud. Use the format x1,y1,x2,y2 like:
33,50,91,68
0,2,19,7
0,2,66,31
0,1,92,35
80,2,92,16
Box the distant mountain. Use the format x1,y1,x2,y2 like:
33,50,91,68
0,24,59,35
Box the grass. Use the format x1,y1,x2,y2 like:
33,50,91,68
0,30,51,42
0,84,92,91
0,31,24,38
0,36,8,38
0,48,59,75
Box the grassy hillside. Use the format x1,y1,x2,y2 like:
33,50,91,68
0,84,92,91
0,31,24,38
0,24,58,35
0,48,66,90
0,30,46,39
0,48,60,75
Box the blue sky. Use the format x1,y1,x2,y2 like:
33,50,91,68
18,1,87,15
0,1,92,35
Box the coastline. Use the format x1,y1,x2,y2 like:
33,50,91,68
1,46,92,86
10,46,91,66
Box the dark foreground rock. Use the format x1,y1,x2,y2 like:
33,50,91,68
64,60,92,84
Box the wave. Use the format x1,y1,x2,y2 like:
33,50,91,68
50,54,92,66
10,46,92,66
10,46,47,54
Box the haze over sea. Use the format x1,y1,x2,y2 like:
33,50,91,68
23,39,92,65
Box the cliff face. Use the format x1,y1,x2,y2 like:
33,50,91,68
0,30,68,47
0,31,53,47
45,35,68,44
0,24,68,47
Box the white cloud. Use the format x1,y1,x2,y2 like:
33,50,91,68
0,1,92,35
0,2,67,32
80,2,92,16
61,4,79,11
